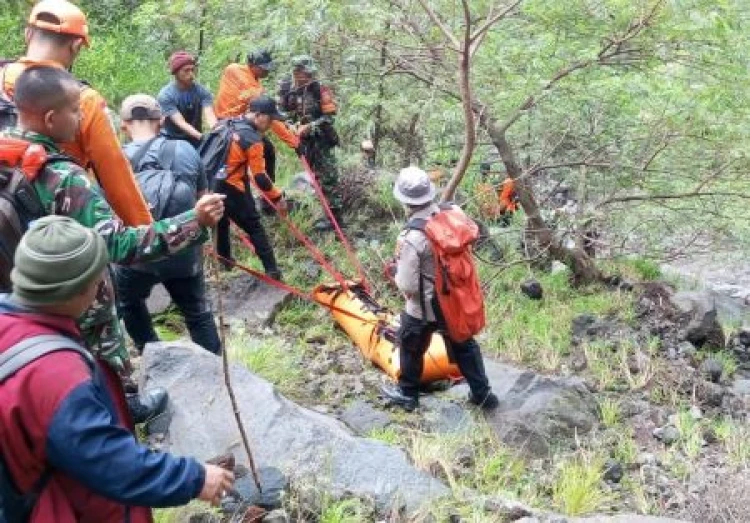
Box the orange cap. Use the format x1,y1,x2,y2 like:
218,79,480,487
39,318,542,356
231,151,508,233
28,0,90,47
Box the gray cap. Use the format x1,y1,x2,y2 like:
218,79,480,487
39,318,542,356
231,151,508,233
120,94,162,121
393,166,436,206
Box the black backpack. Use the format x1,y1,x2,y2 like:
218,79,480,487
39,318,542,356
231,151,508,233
196,119,238,191
0,334,94,523
127,137,196,221
0,139,69,293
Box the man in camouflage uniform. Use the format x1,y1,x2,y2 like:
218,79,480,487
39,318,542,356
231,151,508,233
4,66,225,420
278,55,342,230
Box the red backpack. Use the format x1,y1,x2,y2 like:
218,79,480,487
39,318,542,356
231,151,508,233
407,204,486,342
0,137,60,292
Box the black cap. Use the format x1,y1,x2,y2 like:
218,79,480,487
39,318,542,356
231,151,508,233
248,95,283,120
247,49,275,71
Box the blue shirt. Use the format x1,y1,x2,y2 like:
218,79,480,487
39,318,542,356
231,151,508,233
157,81,213,146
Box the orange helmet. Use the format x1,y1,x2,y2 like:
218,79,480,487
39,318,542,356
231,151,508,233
28,0,90,47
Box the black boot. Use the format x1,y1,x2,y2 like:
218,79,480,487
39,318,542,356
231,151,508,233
381,383,418,412
126,387,169,424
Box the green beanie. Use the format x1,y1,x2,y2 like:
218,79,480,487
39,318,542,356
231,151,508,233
11,216,109,306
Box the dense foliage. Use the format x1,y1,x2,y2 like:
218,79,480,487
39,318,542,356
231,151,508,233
2,0,750,260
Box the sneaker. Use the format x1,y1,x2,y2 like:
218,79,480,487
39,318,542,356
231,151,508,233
126,387,169,424
468,391,499,410
380,383,418,412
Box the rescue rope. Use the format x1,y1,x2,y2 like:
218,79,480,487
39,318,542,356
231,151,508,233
299,155,371,293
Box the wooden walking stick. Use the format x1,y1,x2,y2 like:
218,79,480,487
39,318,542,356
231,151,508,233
211,227,263,494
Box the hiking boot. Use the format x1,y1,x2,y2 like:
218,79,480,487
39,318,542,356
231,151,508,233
127,387,169,424
266,269,283,282
381,383,418,412
468,391,499,411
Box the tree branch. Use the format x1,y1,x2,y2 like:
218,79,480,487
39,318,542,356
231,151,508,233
470,0,524,43
415,0,460,49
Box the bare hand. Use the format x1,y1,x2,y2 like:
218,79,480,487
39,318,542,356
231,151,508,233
276,198,289,218
198,464,235,506
297,124,311,137
195,194,226,227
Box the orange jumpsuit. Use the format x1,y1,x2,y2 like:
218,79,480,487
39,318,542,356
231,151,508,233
2,58,152,226
214,63,299,149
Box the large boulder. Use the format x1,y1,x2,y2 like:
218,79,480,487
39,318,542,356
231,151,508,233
209,275,291,328
669,291,725,349
449,360,599,456
141,342,448,513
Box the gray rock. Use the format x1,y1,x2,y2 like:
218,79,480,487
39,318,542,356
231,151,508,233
230,466,287,508
521,279,543,300
141,342,448,513
451,360,598,456
145,284,172,315
677,341,697,359
603,460,624,483
670,291,725,349
701,358,723,383
210,276,291,328
570,517,687,523
262,509,289,523
420,396,475,434
340,401,391,436
483,496,533,519
732,379,750,396
653,425,680,446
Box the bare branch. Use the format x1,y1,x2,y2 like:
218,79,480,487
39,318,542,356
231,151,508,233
470,0,524,43
415,0,460,49
599,191,750,206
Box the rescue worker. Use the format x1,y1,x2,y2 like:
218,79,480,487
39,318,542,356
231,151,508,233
278,55,342,230
0,0,153,227
157,51,217,148
381,167,498,412
215,96,289,280
119,94,221,354
477,161,518,225
3,66,225,421
0,216,234,523
214,49,299,201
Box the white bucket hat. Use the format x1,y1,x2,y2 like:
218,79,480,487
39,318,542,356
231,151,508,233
393,166,436,206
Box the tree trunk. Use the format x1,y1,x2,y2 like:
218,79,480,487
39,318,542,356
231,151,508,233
372,23,390,164
480,111,604,285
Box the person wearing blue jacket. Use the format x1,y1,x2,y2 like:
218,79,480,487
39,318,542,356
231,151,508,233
0,216,233,522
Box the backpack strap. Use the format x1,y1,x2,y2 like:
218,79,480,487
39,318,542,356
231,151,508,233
403,218,433,322
157,139,178,172
127,137,159,172
0,334,94,383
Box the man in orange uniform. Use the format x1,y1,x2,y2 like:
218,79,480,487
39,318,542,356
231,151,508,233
215,96,289,280
214,49,299,199
1,0,152,227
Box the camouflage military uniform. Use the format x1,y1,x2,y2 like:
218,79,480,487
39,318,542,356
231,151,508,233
6,130,208,370
278,68,341,213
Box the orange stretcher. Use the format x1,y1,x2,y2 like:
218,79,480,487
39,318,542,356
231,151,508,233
312,283,462,383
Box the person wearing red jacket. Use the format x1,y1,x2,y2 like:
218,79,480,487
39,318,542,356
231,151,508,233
0,216,234,522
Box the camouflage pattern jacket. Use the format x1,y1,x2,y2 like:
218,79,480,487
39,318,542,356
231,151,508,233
5,129,209,370
278,78,338,147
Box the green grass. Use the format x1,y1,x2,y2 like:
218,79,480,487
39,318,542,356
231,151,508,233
714,418,750,468
367,426,401,445
552,452,615,516
228,333,304,394
599,398,621,428
320,498,372,523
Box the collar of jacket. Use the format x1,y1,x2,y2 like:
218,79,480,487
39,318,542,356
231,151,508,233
0,293,82,338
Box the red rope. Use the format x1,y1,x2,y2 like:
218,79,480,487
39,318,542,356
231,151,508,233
299,156,371,293
208,249,378,325
250,183,350,290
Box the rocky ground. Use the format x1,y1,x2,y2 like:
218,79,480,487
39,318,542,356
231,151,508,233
144,169,750,523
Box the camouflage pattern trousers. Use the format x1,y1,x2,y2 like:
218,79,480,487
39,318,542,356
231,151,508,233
301,139,341,212
78,266,129,373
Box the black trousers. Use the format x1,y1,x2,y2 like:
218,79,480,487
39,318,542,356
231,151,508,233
116,267,220,354
263,136,276,183
398,311,491,399
216,180,278,273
